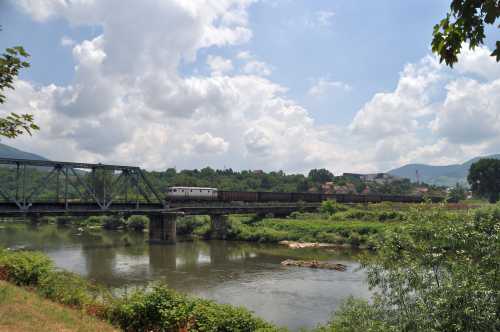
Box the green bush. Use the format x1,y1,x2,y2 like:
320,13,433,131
0,250,53,286
190,299,275,331
377,211,403,222
38,270,94,307
343,210,377,221
314,297,391,332
126,215,149,231
320,200,348,215
82,216,107,227
193,223,212,239
107,285,193,331
347,232,363,246
108,285,280,332
252,228,289,242
102,216,126,230
177,216,207,235
242,214,264,224
316,232,345,244
56,216,74,226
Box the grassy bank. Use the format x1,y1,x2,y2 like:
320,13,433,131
0,280,118,332
0,248,283,332
177,202,411,248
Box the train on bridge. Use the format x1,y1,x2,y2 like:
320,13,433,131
166,187,447,204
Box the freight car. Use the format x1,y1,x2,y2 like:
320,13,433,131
218,190,258,202
166,187,448,204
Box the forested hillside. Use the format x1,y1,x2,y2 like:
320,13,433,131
0,143,47,160
0,144,443,197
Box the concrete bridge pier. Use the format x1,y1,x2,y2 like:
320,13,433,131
148,212,178,244
210,214,229,240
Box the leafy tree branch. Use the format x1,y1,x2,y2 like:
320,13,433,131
432,0,499,66
0,31,39,138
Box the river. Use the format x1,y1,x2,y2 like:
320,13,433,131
0,222,371,331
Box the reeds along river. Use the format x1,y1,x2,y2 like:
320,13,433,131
0,223,370,331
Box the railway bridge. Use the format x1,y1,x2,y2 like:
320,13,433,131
0,158,320,244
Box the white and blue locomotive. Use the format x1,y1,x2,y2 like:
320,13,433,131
166,186,218,201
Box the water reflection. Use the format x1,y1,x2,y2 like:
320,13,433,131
0,223,370,331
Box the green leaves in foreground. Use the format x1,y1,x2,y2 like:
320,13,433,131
318,205,500,332
432,0,499,66
0,46,30,104
0,43,39,138
0,112,39,138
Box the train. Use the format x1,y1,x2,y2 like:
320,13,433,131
166,186,447,203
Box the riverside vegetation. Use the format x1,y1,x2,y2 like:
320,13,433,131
29,201,404,248
0,201,498,331
0,248,282,331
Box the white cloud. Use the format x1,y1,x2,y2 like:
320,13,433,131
4,1,500,175
296,10,335,29
15,0,67,21
236,50,251,60
431,78,500,144
188,132,229,154
349,55,442,140
242,60,272,76
308,79,351,97
315,10,335,27
347,47,500,170
236,51,272,76
455,45,500,81
206,55,233,76
60,35,75,47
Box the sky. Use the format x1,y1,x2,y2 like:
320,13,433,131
0,0,499,174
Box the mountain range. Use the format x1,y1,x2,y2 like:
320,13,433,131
0,143,497,187
0,143,47,161
388,154,500,187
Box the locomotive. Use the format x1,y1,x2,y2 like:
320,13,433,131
166,186,447,203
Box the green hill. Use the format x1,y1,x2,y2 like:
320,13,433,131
388,154,500,187
0,143,47,160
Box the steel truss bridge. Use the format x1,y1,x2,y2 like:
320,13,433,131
0,158,320,217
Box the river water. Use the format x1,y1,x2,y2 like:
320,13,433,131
0,223,371,331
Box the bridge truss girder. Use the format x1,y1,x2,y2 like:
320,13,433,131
0,158,165,212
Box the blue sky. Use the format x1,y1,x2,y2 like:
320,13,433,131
2,0,455,125
0,0,499,172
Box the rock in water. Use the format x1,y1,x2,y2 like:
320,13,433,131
281,259,347,271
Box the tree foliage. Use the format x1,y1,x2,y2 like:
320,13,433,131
467,158,500,202
448,182,467,202
318,205,500,331
308,168,334,184
0,30,39,138
432,0,500,66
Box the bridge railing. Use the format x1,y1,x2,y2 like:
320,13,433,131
0,158,165,212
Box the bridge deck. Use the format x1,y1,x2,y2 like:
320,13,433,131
0,201,321,217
